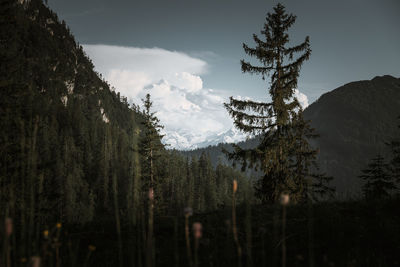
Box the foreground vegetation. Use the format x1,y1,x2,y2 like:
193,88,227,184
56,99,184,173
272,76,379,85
2,198,400,266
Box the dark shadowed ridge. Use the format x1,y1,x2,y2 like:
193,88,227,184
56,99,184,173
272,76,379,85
304,75,400,196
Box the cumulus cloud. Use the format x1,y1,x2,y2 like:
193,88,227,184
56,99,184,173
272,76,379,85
172,72,203,93
83,44,236,149
107,70,151,98
294,89,309,109
85,45,206,80
84,45,208,101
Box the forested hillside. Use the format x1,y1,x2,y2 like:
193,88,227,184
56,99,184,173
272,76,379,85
0,0,250,236
1,0,142,225
182,75,400,196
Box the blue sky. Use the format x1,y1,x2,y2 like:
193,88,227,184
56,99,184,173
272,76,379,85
48,0,400,149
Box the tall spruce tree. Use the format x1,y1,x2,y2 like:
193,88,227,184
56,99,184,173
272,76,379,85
224,3,317,202
140,93,164,267
359,155,396,200
140,93,164,191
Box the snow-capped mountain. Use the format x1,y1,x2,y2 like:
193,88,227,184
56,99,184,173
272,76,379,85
163,127,247,150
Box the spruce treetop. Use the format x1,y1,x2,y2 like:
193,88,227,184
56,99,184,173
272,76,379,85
225,3,311,136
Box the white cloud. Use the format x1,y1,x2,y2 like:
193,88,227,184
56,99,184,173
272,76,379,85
294,89,309,109
107,70,151,99
83,45,208,100
84,44,207,85
83,44,238,149
171,72,203,93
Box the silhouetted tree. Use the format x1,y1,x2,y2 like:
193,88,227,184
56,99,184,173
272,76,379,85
387,117,400,184
140,93,164,267
359,155,396,200
140,94,164,189
224,3,315,202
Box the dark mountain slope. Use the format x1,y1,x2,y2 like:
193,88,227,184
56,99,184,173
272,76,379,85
182,75,400,196
305,75,400,195
0,0,144,223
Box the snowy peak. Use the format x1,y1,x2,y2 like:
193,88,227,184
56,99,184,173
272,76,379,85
164,127,247,150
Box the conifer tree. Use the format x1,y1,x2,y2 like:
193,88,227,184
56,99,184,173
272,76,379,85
190,156,202,211
387,117,400,184
390,141,400,184
359,155,396,200
185,157,194,209
216,161,229,206
224,3,312,202
290,111,334,201
199,152,217,211
128,124,141,225
140,93,164,267
140,93,164,190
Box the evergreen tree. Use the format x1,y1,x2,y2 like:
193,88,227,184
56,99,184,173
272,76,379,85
185,157,195,209
216,161,229,206
290,111,334,201
63,135,94,223
387,117,400,184
224,3,312,202
128,124,142,225
310,171,335,201
190,156,203,211
359,155,396,200
199,152,218,211
140,93,164,190
139,93,164,267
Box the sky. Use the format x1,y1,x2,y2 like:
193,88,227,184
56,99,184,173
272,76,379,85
48,0,400,149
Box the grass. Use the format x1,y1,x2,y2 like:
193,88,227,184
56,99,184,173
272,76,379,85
2,198,400,266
